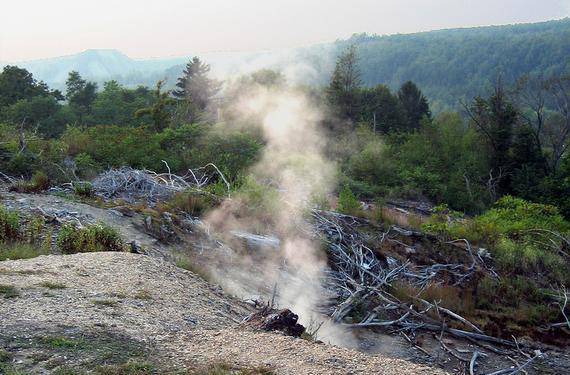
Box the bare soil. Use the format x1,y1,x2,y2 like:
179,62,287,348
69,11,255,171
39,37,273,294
0,252,446,374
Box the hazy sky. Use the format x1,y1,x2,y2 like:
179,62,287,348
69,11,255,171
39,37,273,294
1,0,569,62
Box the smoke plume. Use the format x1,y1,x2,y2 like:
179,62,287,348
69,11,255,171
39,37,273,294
202,83,355,346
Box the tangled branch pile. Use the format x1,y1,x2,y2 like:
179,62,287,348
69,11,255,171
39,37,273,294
309,210,520,352
92,163,229,203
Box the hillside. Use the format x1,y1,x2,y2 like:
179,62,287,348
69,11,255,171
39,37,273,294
0,252,446,374
337,18,570,111
3,18,569,109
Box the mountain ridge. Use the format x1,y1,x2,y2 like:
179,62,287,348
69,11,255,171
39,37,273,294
3,18,570,109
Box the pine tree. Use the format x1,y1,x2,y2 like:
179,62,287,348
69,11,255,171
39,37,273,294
172,57,221,121
135,80,175,132
397,81,431,131
65,71,97,123
327,45,362,121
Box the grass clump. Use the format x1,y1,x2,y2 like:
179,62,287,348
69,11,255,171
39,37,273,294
95,359,155,375
39,281,67,289
190,362,274,375
133,290,152,300
93,299,119,307
73,182,94,198
176,256,212,282
57,223,124,254
0,284,19,298
0,349,11,363
165,190,216,216
9,171,50,193
40,336,84,350
0,206,20,242
0,242,48,261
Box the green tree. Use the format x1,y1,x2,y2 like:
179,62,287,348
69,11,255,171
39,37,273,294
5,96,71,138
65,71,97,124
135,80,175,132
397,81,431,131
358,85,406,133
327,45,362,121
172,57,221,122
0,66,62,109
467,83,518,196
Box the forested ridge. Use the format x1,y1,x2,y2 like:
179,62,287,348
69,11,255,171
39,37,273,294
7,18,570,113
326,18,570,111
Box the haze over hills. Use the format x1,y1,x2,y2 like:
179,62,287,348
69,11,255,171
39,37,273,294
4,18,570,110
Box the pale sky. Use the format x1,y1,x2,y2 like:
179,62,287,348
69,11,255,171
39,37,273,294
1,0,569,62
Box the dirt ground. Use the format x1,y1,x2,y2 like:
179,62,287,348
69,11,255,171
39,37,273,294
0,252,446,374
1,189,569,374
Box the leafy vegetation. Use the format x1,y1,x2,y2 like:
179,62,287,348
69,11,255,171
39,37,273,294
56,223,124,254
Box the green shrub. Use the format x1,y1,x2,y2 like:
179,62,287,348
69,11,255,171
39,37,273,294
0,284,19,298
424,196,570,284
337,184,360,215
95,359,154,375
74,153,101,179
0,206,20,241
166,190,215,216
9,170,51,193
56,223,124,254
73,182,94,197
0,242,48,261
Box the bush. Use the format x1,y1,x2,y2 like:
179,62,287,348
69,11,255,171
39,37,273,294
56,223,124,254
337,184,360,215
0,206,20,241
166,190,216,216
9,170,50,193
0,242,48,261
73,181,94,197
423,196,570,284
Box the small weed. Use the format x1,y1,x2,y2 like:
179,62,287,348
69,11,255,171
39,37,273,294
94,359,155,375
133,290,152,300
40,336,83,350
0,284,19,298
73,182,94,198
39,281,67,290
0,242,48,261
93,299,119,307
190,362,275,375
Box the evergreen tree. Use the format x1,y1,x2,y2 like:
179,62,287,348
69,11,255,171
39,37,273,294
135,80,175,132
65,71,97,123
397,81,431,131
467,82,518,195
327,45,362,121
358,85,406,133
172,57,221,122
0,66,61,109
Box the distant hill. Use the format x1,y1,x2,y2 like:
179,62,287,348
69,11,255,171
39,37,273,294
336,18,570,111
3,18,570,110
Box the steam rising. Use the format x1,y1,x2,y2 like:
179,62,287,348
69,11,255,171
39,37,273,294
203,84,355,345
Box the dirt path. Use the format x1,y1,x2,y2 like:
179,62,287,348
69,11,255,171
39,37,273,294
0,252,447,374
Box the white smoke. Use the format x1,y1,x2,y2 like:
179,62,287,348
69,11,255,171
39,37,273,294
202,83,356,346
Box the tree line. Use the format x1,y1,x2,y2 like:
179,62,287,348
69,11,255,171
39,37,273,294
0,45,569,218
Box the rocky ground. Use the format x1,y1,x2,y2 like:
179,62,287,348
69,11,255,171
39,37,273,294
1,189,569,374
0,252,446,374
